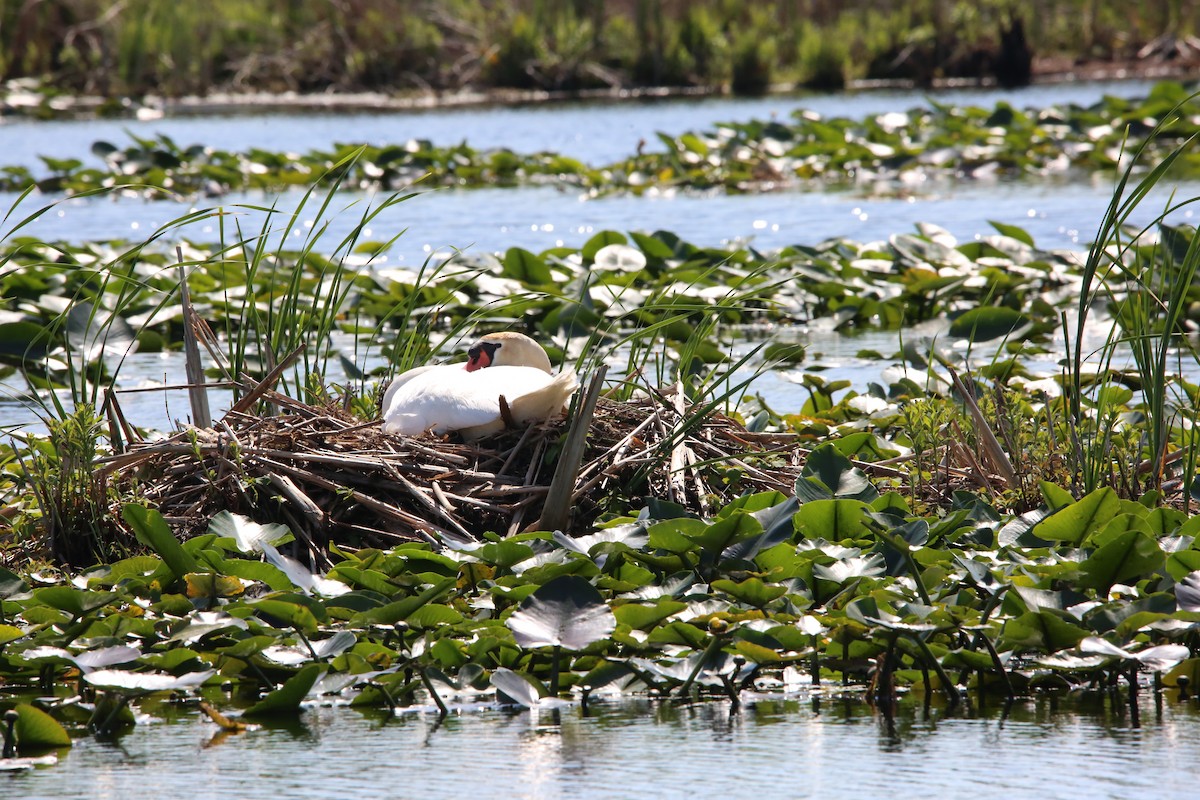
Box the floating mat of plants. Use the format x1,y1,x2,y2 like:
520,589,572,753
104,386,811,556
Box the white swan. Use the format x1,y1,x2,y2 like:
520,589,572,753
381,332,579,439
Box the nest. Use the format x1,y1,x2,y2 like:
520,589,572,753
103,381,812,559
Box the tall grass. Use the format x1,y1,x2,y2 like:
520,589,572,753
205,149,423,404
0,181,444,561
1064,91,1200,499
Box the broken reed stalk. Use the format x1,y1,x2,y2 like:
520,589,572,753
101,387,138,455
537,366,607,532
943,362,1017,487
178,247,212,429
229,344,308,415
667,381,694,504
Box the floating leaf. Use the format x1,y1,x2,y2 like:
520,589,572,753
1077,529,1164,593
1176,570,1200,612
507,575,616,651
1078,637,1190,672
10,704,71,752
795,499,870,540
31,586,116,617
612,600,687,631
1035,488,1120,546
948,306,1030,342
0,567,27,599
813,553,887,584
185,573,246,599
208,511,292,553
796,444,879,502
0,321,52,361
711,577,787,607
250,597,321,634
988,220,1035,246
491,667,542,708
84,669,215,692
71,646,141,673
243,664,325,717
122,503,197,581
65,300,136,361
501,247,553,285
690,513,762,556
260,543,349,597
1134,644,1192,673
1002,609,1089,653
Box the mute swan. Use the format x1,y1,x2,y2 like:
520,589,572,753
382,332,578,439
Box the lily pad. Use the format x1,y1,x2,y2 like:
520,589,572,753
9,704,72,752
243,663,325,718
506,575,616,651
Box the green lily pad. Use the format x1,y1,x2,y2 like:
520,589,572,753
1035,487,1120,546
10,704,72,752
948,306,1030,341
243,663,325,718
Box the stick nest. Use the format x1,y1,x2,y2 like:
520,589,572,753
108,386,809,553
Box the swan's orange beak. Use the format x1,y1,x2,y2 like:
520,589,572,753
465,340,497,371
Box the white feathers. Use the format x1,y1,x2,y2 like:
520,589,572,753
381,333,578,439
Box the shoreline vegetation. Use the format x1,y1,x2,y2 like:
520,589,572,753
2,1,1200,120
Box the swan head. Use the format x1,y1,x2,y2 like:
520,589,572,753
464,332,553,374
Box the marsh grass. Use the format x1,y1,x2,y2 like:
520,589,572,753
1,174,802,561
1066,91,1200,498
11,403,129,565
5,1,1196,100
0,177,459,560
206,148,431,405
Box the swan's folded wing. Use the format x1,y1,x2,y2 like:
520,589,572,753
384,365,578,438
507,368,580,425
383,368,499,434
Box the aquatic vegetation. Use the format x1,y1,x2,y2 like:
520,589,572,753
613,82,1200,194
0,457,1198,754
4,180,1200,519
0,208,1115,377
5,82,1200,199
4,79,1200,769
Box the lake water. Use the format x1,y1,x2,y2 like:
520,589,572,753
4,692,1197,799
0,79,1167,171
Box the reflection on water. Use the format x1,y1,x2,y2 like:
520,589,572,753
6,693,1198,800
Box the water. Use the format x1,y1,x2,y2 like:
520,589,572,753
5,174,1196,433
5,694,1197,799
14,174,1199,267
1,77,1186,262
